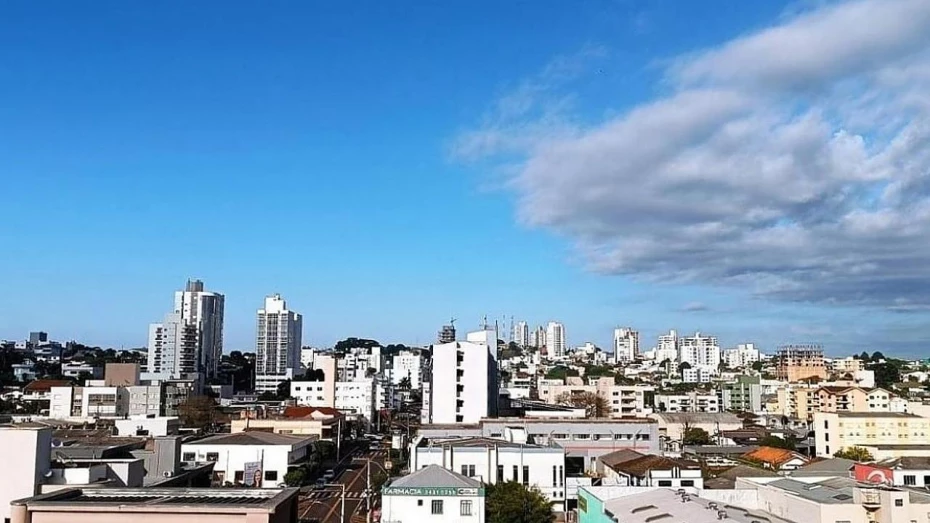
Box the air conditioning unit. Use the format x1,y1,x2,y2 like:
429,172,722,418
163,470,174,478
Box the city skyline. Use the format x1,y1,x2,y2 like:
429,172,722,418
4,0,930,356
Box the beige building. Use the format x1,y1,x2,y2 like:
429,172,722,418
537,376,654,417
775,385,820,420
817,386,891,413
230,405,341,440
10,487,299,523
774,345,827,383
814,412,930,458
828,357,863,375
0,426,51,522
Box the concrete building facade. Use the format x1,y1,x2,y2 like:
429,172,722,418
254,294,303,394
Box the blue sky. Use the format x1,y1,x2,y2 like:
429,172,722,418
3,1,930,356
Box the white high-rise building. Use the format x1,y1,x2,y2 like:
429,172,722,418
147,279,224,381
546,321,565,358
613,327,639,363
254,294,303,394
532,326,547,349
678,332,720,369
423,331,498,424
655,329,679,364
514,321,530,348
723,343,761,369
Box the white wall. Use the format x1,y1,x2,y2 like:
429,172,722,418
180,443,305,488
0,428,51,521
430,341,494,424
382,493,485,523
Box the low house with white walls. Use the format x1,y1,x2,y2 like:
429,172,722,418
381,465,485,523
181,432,314,487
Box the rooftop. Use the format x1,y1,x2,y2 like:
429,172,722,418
601,488,788,523
833,412,918,418
13,488,298,512
387,465,481,489
420,436,554,450
597,449,646,468
742,446,808,467
650,412,742,424
877,456,930,469
611,454,700,477
24,379,72,392
281,406,341,419
187,432,314,447
791,458,855,476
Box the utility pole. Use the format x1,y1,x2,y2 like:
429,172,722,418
366,458,372,523
336,417,342,461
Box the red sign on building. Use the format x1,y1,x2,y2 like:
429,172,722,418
853,463,893,485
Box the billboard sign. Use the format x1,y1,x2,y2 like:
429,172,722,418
853,463,893,485
244,461,263,487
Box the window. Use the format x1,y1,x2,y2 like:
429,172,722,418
431,500,443,515
552,466,557,486
417,500,423,506
234,471,244,482
206,452,219,462
461,464,475,477
574,434,590,440
559,466,564,487
904,475,916,486
523,465,529,486
825,433,830,441
894,498,903,507
182,452,195,461
497,465,504,482
658,480,673,487
923,475,930,486
265,470,278,481
460,500,473,516
825,446,830,455
513,465,518,482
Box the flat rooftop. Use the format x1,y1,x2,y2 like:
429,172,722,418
15,488,299,512
602,488,792,523
834,412,919,418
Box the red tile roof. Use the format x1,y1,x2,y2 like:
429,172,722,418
282,406,341,419
742,446,807,467
24,379,71,392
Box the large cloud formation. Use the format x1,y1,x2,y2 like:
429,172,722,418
457,0,930,310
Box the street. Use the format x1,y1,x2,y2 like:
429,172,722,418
298,444,389,523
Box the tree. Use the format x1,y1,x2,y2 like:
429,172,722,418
276,379,292,400
871,351,886,362
751,361,764,371
678,361,692,374
682,427,712,445
859,351,871,362
178,395,218,429
873,363,901,389
334,338,380,352
283,468,307,487
834,446,874,462
485,481,554,523
554,391,609,418
760,435,796,451
544,367,579,381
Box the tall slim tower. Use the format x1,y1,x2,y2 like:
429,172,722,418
613,327,640,363
513,321,530,348
147,279,225,383
254,294,303,394
546,321,565,358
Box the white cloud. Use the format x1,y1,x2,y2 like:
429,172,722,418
456,0,930,308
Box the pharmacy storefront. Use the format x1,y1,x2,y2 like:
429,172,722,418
381,486,486,523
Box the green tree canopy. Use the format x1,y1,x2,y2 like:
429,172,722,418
682,427,712,445
871,351,886,362
485,481,554,523
751,361,764,371
544,366,579,381
760,435,796,450
859,351,871,361
334,338,380,352
873,363,901,389
834,446,874,462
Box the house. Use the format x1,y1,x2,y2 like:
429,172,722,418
598,450,703,489
10,487,299,523
704,464,778,489
381,465,485,523
181,432,314,488
647,412,743,451
228,406,341,440
742,446,809,471
411,436,566,509
22,380,71,403
789,457,855,478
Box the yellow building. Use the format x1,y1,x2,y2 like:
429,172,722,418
814,412,930,458
817,386,891,413
775,386,820,420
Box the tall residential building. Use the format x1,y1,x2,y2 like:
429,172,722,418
254,294,303,394
775,344,827,383
723,343,761,369
423,331,498,424
438,322,456,344
513,321,530,348
613,327,639,363
147,279,224,382
532,325,547,350
678,332,720,369
655,329,679,363
546,321,565,358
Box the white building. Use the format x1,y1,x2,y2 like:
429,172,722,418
532,325,547,349
334,379,375,420
513,321,529,348
49,385,162,420
181,432,313,488
381,465,486,523
678,332,720,369
114,416,180,437
0,426,51,522
60,362,103,380
424,336,498,424
254,294,303,394
391,350,424,389
682,367,713,383
655,329,679,363
723,343,762,369
613,327,639,364
300,347,316,370
147,279,225,381
546,322,565,358
412,437,566,509
655,393,721,413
